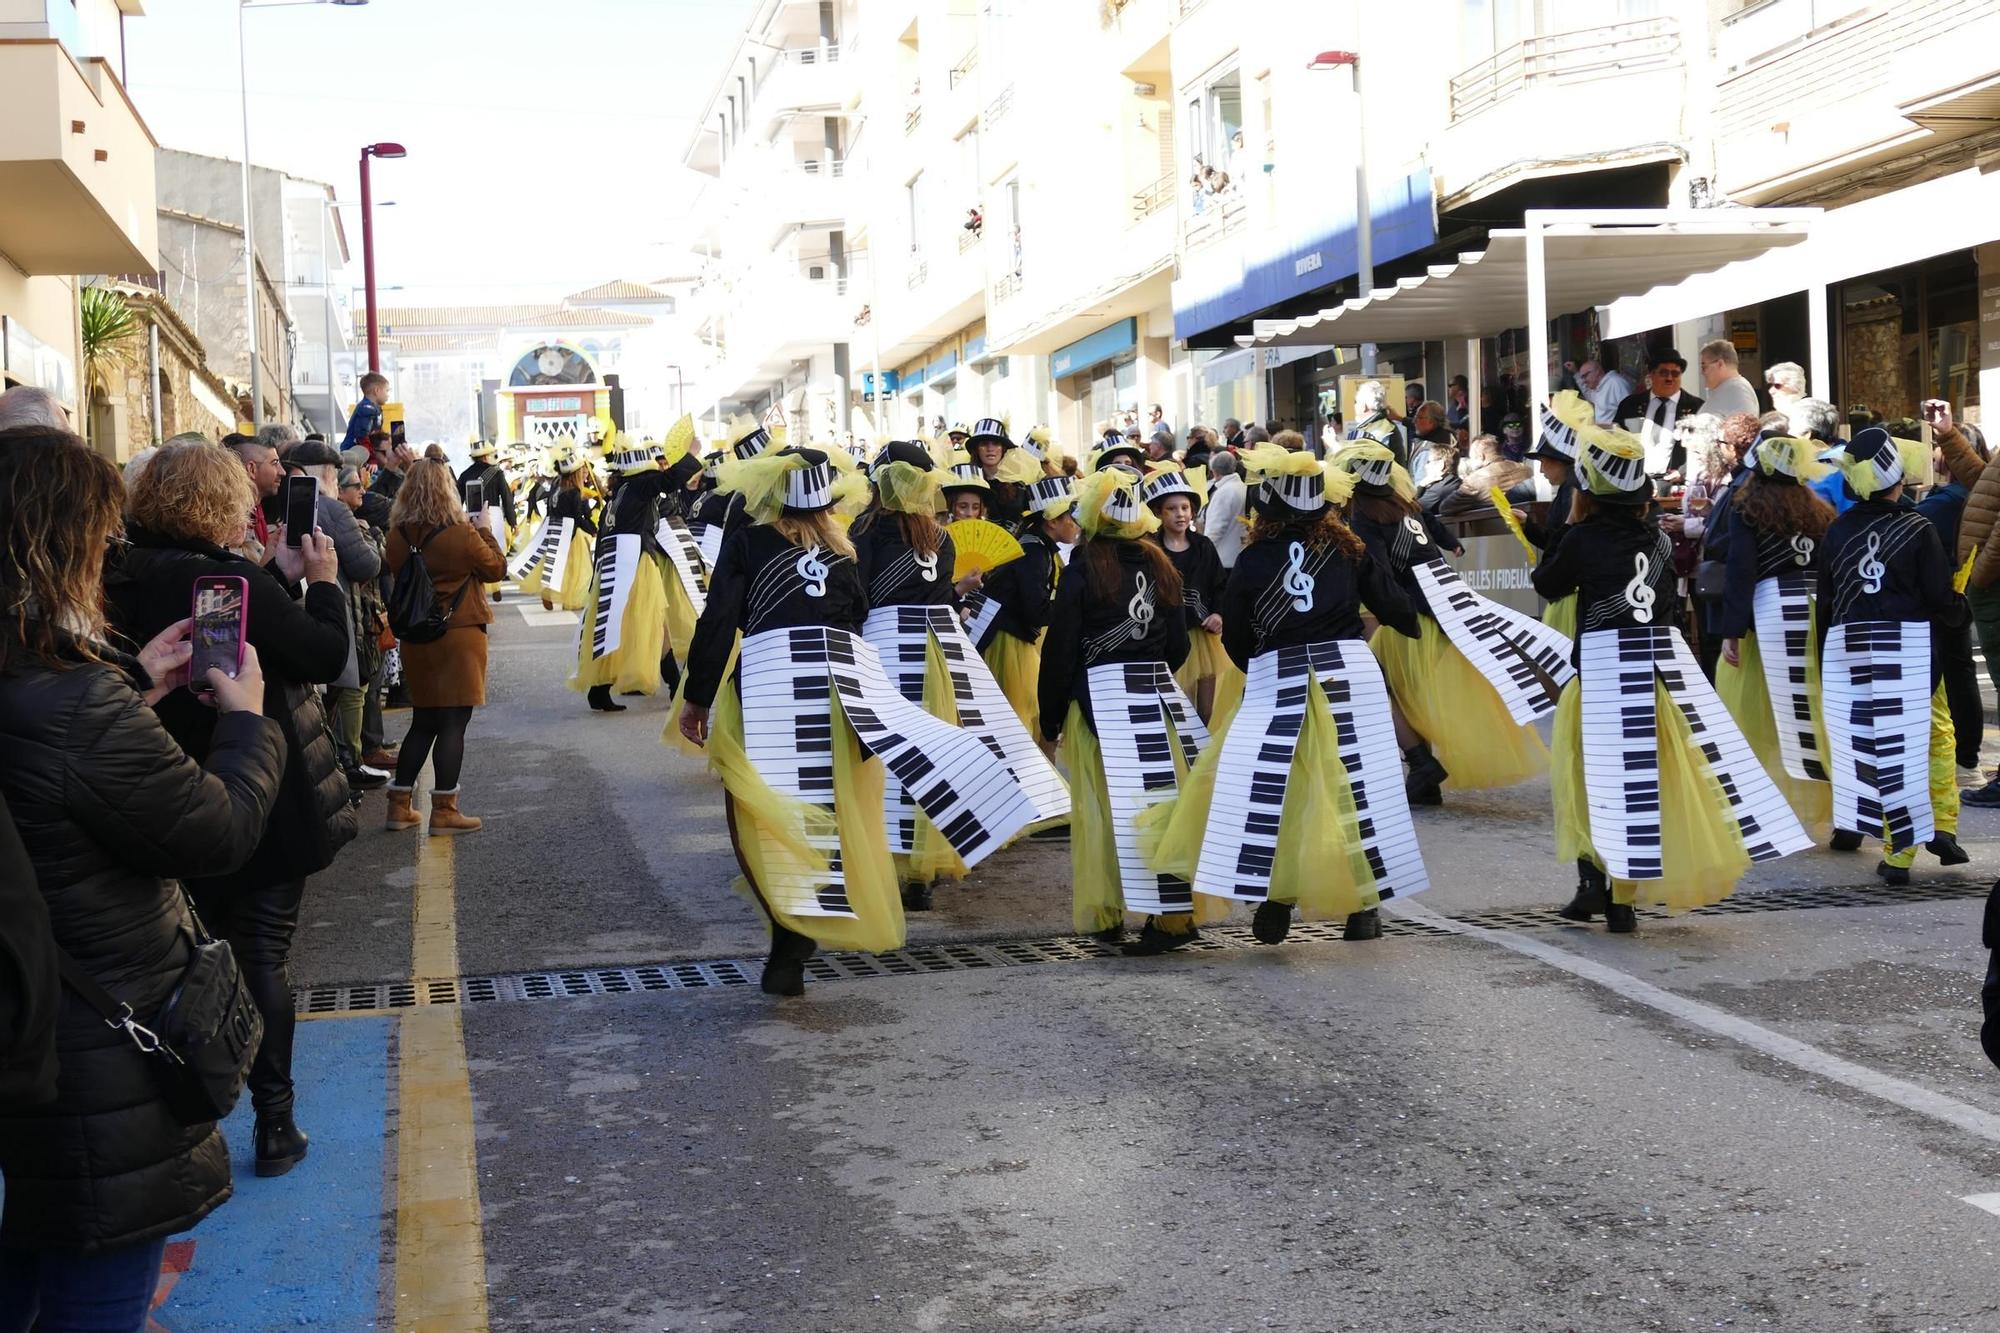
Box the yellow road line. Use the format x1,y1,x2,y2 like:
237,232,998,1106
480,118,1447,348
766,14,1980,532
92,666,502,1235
392,830,490,1330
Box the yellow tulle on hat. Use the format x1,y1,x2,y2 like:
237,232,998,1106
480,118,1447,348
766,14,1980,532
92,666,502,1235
1328,440,1417,501
874,460,945,515
994,447,1044,485
1073,467,1159,541
1547,388,1595,434
1575,422,1650,499
1751,435,1831,484
659,414,696,470
717,450,814,524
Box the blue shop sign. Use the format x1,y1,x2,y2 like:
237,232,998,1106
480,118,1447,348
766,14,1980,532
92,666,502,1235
925,349,959,382
862,370,901,398
1050,318,1136,379
964,334,988,363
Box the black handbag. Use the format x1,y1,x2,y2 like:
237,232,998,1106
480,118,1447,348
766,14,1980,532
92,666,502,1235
1694,558,1728,600
55,895,262,1126
386,524,470,645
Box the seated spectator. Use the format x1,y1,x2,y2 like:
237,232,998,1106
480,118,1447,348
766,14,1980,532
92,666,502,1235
1439,434,1535,519
0,425,285,1325
1407,401,1453,481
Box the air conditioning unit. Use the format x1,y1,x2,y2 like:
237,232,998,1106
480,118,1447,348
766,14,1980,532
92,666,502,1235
808,264,826,280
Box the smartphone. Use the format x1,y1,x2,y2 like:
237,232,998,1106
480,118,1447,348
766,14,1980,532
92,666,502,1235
462,476,487,512
283,474,319,547
190,575,248,695
1923,399,1948,423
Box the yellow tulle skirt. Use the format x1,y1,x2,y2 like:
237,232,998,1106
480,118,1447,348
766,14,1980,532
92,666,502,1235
518,533,595,611
704,674,903,953
1543,592,1577,641
1174,629,1246,730
660,555,701,663
1139,673,1378,919
896,634,971,885
1373,615,1549,789
1881,684,1959,869
1714,628,1831,830
1552,678,1750,911
568,553,667,695
984,631,1043,739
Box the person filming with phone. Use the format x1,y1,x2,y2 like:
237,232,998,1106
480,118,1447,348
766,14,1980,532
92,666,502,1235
106,441,357,1180
0,425,286,1327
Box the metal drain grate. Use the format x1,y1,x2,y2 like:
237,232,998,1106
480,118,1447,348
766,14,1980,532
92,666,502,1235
294,876,1990,1016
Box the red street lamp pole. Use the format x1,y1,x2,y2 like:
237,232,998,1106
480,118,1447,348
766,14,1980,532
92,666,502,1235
359,141,406,376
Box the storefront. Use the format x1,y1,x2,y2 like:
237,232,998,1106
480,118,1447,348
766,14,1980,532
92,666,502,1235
1051,317,1139,442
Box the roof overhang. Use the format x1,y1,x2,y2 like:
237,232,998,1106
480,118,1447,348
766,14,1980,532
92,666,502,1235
1234,209,1816,349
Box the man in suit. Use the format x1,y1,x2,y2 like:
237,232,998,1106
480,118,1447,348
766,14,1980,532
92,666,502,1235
1614,347,1704,481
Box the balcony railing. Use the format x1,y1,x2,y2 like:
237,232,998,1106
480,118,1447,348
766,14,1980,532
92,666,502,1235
958,226,983,253
1179,0,1210,15
991,272,1022,304
1181,192,1246,250
1716,0,1864,73
797,157,847,176
983,84,1014,129
905,104,923,135
1131,173,1175,224
906,260,929,290
775,41,842,65
1448,17,1679,123
949,47,979,89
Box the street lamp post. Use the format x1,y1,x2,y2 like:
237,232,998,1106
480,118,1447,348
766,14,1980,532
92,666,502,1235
1308,49,1373,373
359,142,406,377
238,0,369,429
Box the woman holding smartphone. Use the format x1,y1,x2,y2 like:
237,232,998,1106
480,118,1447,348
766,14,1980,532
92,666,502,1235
1,426,285,1327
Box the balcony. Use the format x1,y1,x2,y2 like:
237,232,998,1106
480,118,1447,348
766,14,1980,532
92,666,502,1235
1430,18,1684,206
1181,191,1245,252
752,42,852,133
1132,173,1174,225
0,41,158,275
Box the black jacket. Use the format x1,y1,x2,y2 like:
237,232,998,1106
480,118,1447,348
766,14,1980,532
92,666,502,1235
0,640,285,1252
976,530,1058,649
1521,476,1580,556
457,461,517,529
607,469,677,552
1347,506,1464,617
107,533,355,891
1718,520,1822,640
552,485,598,537
1532,508,1678,660
853,514,957,608
684,526,867,709
1612,389,1705,476
1037,539,1190,741
1219,526,1417,669
0,789,58,1109
1150,532,1226,628
1817,499,1966,687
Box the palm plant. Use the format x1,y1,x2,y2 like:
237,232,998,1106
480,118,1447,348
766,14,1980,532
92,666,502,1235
79,284,142,448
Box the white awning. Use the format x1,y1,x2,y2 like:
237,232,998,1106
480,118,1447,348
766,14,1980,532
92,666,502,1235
1198,343,1338,390
1234,211,1817,349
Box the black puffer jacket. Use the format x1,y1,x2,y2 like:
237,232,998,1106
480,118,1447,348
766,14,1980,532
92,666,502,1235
0,641,285,1251
107,533,356,889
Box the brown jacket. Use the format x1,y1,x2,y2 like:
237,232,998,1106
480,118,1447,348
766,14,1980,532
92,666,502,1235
386,522,506,629
1934,424,2000,587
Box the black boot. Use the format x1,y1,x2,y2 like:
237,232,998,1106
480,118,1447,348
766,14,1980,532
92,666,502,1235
760,924,816,996
1403,742,1447,806
1088,922,1127,944
1829,829,1863,852
1929,832,1970,865
900,880,934,912
1557,859,1610,921
254,1110,309,1178
660,654,683,696
1605,900,1638,934
1251,900,1292,944
1343,908,1382,941
1120,916,1200,956
1876,860,1911,886
587,684,627,713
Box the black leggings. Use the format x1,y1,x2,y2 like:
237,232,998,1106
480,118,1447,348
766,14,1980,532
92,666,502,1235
394,705,473,790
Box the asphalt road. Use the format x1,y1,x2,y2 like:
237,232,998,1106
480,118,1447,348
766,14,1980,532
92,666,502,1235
154,597,2000,1333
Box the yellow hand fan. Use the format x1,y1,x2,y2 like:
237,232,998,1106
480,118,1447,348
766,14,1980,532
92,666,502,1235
948,518,1024,582
1490,487,1537,563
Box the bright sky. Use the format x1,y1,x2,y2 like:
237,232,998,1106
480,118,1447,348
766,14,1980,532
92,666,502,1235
123,0,752,304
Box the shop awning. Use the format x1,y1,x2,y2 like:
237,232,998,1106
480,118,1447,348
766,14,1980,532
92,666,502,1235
1233,209,1818,349
1197,343,1338,390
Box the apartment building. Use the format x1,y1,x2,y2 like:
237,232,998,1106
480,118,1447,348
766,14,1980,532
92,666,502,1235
0,0,157,448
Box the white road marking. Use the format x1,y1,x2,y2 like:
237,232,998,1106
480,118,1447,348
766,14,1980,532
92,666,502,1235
1960,1193,2000,1216
517,606,580,627
1389,899,2000,1146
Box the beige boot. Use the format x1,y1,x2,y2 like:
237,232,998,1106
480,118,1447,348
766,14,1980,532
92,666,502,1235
384,786,420,832
428,789,482,836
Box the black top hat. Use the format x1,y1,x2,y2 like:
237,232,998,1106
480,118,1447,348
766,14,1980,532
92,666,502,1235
1646,347,1689,373
872,439,935,471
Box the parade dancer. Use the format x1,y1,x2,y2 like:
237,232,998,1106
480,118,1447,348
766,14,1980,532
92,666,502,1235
1140,463,1242,726
942,461,990,521
569,436,675,711
649,419,709,697
961,473,1069,740
1815,427,1969,884
1535,424,1810,931
964,416,1041,531
1331,440,1557,804
1520,391,1593,638
1713,435,1836,829
677,447,1039,996
687,417,782,567
1036,468,1210,954
511,448,595,612
1140,445,1426,946
854,443,1069,910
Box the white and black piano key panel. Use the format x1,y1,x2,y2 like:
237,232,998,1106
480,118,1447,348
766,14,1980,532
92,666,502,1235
1579,629,1669,880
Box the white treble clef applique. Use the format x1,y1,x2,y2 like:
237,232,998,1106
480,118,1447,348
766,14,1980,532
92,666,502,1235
1403,514,1430,545
1283,541,1315,612
1790,534,1815,567
1858,532,1885,594
1129,571,1155,638
1625,552,1656,624
796,546,830,598
914,550,938,582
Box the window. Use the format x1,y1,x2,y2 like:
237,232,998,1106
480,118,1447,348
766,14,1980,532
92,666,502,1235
1185,65,1242,210
906,171,925,256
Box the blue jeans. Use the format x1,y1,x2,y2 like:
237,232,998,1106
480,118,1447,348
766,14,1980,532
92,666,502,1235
0,1238,167,1333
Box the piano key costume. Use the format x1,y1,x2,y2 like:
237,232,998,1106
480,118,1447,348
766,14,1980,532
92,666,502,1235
1524,391,1592,641
687,417,782,569
962,474,1066,740
678,447,1038,992
1139,446,1428,943
1332,441,1557,796
855,444,1070,899
458,442,517,592
1142,464,1245,728
1815,428,1967,875
964,417,1042,533
648,425,710,690
1036,468,1212,948
510,448,596,610
1533,424,1810,925
569,438,676,706
1712,436,1836,828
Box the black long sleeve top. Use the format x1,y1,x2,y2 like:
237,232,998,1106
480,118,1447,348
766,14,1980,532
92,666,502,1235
986,479,1031,533
1037,540,1190,742
853,516,958,608
1531,509,1678,658
457,462,517,528
683,526,867,709
551,485,597,537
977,531,1058,648
1152,531,1226,627
1218,528,1418,670
1521,476,1579,555
607,469,677,553
1717,521,1821,640
1347,506,1463,617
